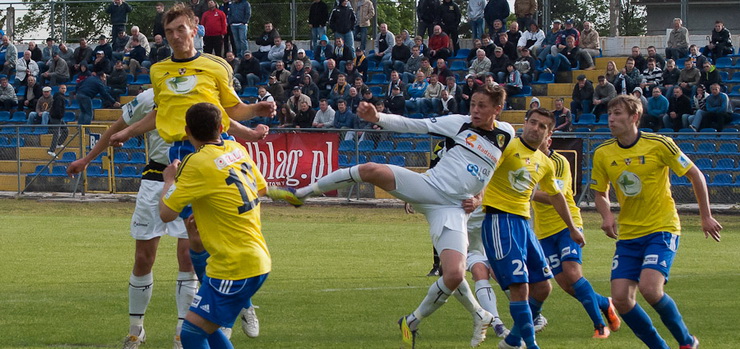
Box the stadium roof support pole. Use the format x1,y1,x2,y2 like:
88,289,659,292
291,0,296,41
372,0,377,45
609,0,620,36
50,1,56,41
541,0,550,34
680,0,688,27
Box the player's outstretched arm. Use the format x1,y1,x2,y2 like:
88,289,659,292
225,101,277,122
357,101,380,123
228,121,270,142
67,117,128,176
532,190,551,204
685,165,722,242
594,190,618,239
550,192,585,246
159,159,181,223
110,109,157,147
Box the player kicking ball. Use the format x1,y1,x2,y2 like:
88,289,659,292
592,95,721,349
531,135,621,339
270,85,515,348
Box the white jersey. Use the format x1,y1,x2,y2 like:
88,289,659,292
121,89,171,165
376,113,515,200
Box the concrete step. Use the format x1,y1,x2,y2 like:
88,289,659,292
38,134,88,148
571,69,602,82
500,110,526,124
0,160,58,173
120,95,136,104
20,147,61,161
94,108,122,122
0,174,20,191
546,83,574,96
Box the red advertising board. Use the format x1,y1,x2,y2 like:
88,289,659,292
236,132,340,188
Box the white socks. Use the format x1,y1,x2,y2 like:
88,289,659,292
454,279,486,317
474,279,500,318
295,166,362,198
409,278,452,331
175,271,197,335
129,273,153,332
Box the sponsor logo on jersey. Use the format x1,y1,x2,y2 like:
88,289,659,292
555,179,565,191
624,158,632,165
643,254,659,265
166,75,197,94
214,148,245,170
465,133,478,147
133,221,149,227
561,246,571,256
191,295,202,307
660,260,667,267
678,153,691,168
617,171,642,197
611,160,618,166
199,304,210,313
508,167,532,193
164,183,176,199
496,134,506,148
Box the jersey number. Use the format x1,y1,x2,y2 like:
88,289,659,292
548,254,561,269
225,163,258,214
512,260,527,276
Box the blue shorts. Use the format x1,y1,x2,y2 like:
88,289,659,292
190,273,269,328
168,133,235,163
481,211,553,290
611,232,679,282
538,228,583,276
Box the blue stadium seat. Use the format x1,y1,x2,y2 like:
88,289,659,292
32,165,49,175
389,155,406,167
720,71,729,82
719,143,738,153
450,60,468,71
678,142,694,153
715,57,733,69
91,152,107,164
113,152,130,164
729,71,740,83
573,113,595,125
10,111,26,123
729,86,740,97
368,73,387,85
408,113,424,119
92,99,103,109
122,138,143,149
370,155,387,164
304,49,314,60
512,85,532,97
670,173,690,186
715,158,736,170
119,166,141,178
532,72,555,84
130,152,147,164
50,166,68,177
694,158,713,170
62,111,76,123
710,174,733,186
657,128,673,133
375,140,394,152
452,49,470,60
126,74,135,84
720,128,739,139
0,111,10,122
338,154,351,167
86,165,106,177
240,87,259,98
357,140,375,151
134,74,151,84
394,141,414,152
338,140,355,152
348,154,368,166
59,152,77,163
696,142,715,153
369,86,384,98
414,140,431,153
18,126,33,135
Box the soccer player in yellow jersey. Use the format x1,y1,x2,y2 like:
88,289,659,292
481,108,584,349
591,95,721,349
160,103,270,349
531,136,620,340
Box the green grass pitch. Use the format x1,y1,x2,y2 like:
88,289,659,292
0,199,738,348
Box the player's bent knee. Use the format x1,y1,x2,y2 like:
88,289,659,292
638,283,664,305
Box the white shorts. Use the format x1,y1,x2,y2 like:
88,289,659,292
388,165,469,255
466,207,489,271
131,179,187,240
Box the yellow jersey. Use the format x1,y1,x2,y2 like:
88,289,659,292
590,132,692,240
532,150,583,239
151,53,242,143
483,137,560,218
163,140,271,280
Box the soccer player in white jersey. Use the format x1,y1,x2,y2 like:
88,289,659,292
270,85,516,348
67,89,269,349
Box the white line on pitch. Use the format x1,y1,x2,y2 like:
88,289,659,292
320,285,427,292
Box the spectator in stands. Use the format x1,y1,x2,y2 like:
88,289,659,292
313,98,335,127
401,30,414,47
560,36,595,71
15,50,39,87
42,38,60,67
235,51,261,87
248,85,273,126
428,25,452,61
288,60,306,90
437,89,456,115
27,86,53,125
19,75,42,114
444,75,461,100
515,47,537,84
349,76,367,97
490,46,511,82
579,21,600,58
41,52,69,86
553,98,572,132
361,88,377,106
370,23,394,65
0,77,17,112
640,58,662,94
228,0,251,58
200,0,227,57
112,31,129,61
666,18,690,60
571,74,593,118
106,0,133,39
124,37,148,79
153,2,166,38
267,74,285,104
293,100,316,128
507,22,521,46
27,41,42,62
459,75,479,114
433,58,454,83
254,22,279,62
615,57,642,94
687,44,708,69
107,60,128,99
355,0,375,51
406,71,428,113
345,86,361,112
312,35,332,72
592,75,616,116
693,84,708,115
187,0,209,18
329,0,356,54
551,19,579,55
420,73,443,114
282,40,298,68
219,0,234,54
469,48,491,80
646,45,665,70
91,50,111,75
665,86,692,131
438,0,461,53
340,60,358,84
402,45,423,83
484,74,497,88
604,60,619,86
295,48,311,67
332,99,356,131
318,59,339,98
92,35,113,64
468,0,485,40
699,61,721,91
384,34,411,77
386,85,405,114
705,20,733,63
288,85,312,113
661,59,680,95
309,0,329,51
498,32,517,62
543,36,573,73
328,73,351,106
502,63,522,107
690,83,729,130
678,57,700,96
75,73,120,124
47,84,68,156
518,22,545,56
643,86,669,130
528,96,540,109
71,38,93,75
276,103,295,127
416,0,437,38
484,0,510,36
537,19,562,62
271,60,291,93
331,37,353,67
514,0,536,30
149,35,171,65
262,36,286,77
353,47,368,80
125,26,151,55
466,39,482,63
490,20,506,46
0,36,16,76
414,35,429,57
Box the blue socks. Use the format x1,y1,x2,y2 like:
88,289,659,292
528,297,543,318
652,293,693,346
180,320,234,349
507,300,539,349
621,303,670,349
572,277,607,327
190,249,210,282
